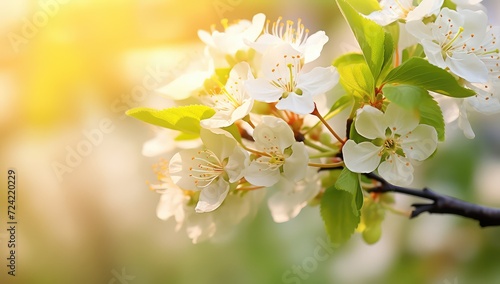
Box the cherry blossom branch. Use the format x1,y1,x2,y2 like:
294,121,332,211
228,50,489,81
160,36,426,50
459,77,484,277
365,172,500,227
311,104,346,145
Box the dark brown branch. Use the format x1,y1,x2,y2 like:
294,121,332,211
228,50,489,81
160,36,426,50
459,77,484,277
365,172,500,227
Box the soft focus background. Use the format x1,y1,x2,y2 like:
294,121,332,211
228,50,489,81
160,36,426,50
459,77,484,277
1,0,500,283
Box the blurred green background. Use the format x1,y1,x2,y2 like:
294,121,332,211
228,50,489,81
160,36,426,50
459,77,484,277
1,0,500,283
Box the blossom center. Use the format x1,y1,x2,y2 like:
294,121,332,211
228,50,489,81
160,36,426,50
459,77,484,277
266,17,310,46
189,149,226,188
270,54,303,96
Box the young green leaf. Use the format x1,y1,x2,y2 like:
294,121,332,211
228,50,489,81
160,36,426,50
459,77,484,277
336,0,393,82
321,186,361,246
383,57,476,98
343,0,381,15
333,53,375,99
383,84,445,141
126,105,215,138
335,167,363,214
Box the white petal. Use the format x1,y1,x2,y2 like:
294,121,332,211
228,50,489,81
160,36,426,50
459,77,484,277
246,33,283,54
200,128,237,160
169,150,201,191
244,78,282,102
458,103,476,139
226,146,248,183
195,179,230,213
276,92,315,115
268,172,321,223
405,20,434,42
156,188,187,222
406,0,444,22
355,106,386,139
400,125,438,161
343,140,382,173
378,155,414,186
282,143,309,182
185,211,216,244
156,71,208,100
244,158,281,186
297,66,339,97
242,13,266,42
302,31,329,63
446,52,488,83
384,103,419,135
421,39,448,69
254,116,296,152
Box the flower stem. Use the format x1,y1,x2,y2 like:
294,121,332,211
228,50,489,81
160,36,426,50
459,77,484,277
308,162,344,168
243,115,255,128
303,139,331,152
311,104,345,145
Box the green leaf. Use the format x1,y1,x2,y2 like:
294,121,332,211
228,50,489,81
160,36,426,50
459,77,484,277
324,94,355,121
321,186,361,246
126,105,215,138
383,57,476,98
333,53,374,99
402,44,424,63
343,0,381,15
336,0,391,82
383,84,445,141
335,168,363,214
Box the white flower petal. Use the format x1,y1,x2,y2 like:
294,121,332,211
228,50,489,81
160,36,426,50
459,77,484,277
245,78,282,102
355,106,386,139
282,143,309,182
268,171,322,223
406,0,443,22
200,129,237,160
297,66,339,97
302,31,329,63
446,52,489,83
378,155,414,186
276,93,315,115
226,147,248,183
400,125,438,161
384,103,419,135
254,116,296,152
343,140,382,173
244,158,281,186
195,179,230,213
458,103,476,139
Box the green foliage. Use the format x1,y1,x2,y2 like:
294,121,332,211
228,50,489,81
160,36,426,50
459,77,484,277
333,53,374,99
383,57,476,98
321,168,362,246
321,187,361,246
383,84,446,141
335,168,363,213
126,105,215,138
343,0,381,15
336,0,393,82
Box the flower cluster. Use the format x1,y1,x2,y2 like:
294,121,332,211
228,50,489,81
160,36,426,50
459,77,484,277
131,1,499,245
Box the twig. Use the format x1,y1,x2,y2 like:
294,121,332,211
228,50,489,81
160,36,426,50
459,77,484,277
365,172,500,227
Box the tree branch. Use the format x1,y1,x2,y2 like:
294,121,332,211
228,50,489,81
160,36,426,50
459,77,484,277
365,172,500,227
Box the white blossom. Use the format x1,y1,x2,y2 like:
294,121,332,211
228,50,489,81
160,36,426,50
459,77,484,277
244,116,309,187
343,104,438,186
156,51,214,100
406,8,490,83
169,129,247,213
200,62,254,129
367,0,444,26
245,43,338,115
267,168,322,223
247,16,328,63
198,13,265,66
